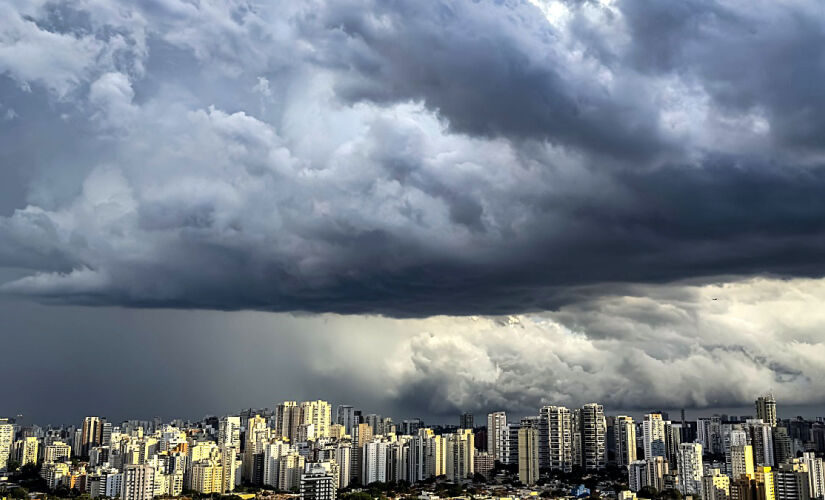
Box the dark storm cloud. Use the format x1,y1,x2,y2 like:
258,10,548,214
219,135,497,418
1,0,825,317
315,0,674,162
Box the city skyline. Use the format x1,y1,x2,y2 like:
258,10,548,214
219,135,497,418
5,393,825,500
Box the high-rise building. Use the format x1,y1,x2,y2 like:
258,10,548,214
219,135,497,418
460,412,474,430
336,406,356,436
445,429,474,482
615,416,637,468
0,419,14,471
364,414,381,436
362,439,388,485
17,437,39,466
774,460,811,500
518,427,539,486
276,402,302,442
756,466,777,500
263,439,291,488
756,395,778,428
487,412,507,462
802,452,824,499
747,419,776,467
218,416,241,449
665,420,683,469
243,415,269,484
44,441,72,463
628,460,647,492
401,419,423,436
541,406,573,473
677,442,704,497
580,403,606,470
774,427,794,465
122,464,155,500
646,455,670,492
699,417,725,454
503,423,520,465
350,423,373,484
300,462,336,500
279,452,305,491
644,414,667,459
474,450,494,480
82,416,103,457
731,444,756,479
333,441,352,489
703,468,731,500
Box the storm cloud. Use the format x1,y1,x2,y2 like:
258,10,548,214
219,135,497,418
1,0,825,316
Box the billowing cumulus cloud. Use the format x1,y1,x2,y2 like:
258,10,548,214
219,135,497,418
339,277,825,416
1,0,825,319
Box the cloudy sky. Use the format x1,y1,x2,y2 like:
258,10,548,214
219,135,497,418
2,0,825,425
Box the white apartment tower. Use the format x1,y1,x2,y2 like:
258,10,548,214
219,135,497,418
643,414,667,459
487,412,507,462
677,442,704,497
615,416,637,467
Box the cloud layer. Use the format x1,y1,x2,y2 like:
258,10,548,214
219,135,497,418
366,277,825,415
1,0,825,316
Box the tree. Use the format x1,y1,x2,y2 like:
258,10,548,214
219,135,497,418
656,488,682,500
8,487,28,499
6,459,21,473
637,485,658,498
339,492,373,500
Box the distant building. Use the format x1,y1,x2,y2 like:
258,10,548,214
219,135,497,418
460,412,474,430
702,468,731,500
580,403,607,470
487,412,507,462
644,414,667,459
300,462,336,500
775,460,811,500
615,416,637,468
677,443,703,497
518,427,539,485
474,450,494,479
122,464,155,500
756,394,778,427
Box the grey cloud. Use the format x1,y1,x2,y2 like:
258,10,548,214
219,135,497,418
370,278,825,416
1,0,825,317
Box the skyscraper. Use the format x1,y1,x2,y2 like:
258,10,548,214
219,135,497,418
218,416,241,449
445,429,474,482
774,460,810,500
802,452,824,499
301,401,332,438
747,419,776,467
300,462,336,500
518,426,539,485
756,394,778,427
614,416,637,467
643,414,667,459
460,412,474,430
122,464,155,500
541,406,573,473
731,444,756,479
677,442,704,497
17,437,39,466
0,419,13,471
580,403,606,470
276,402,301,442
702,468,731,500
82,416,103,457
487,412,507,462
336,406,356,436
